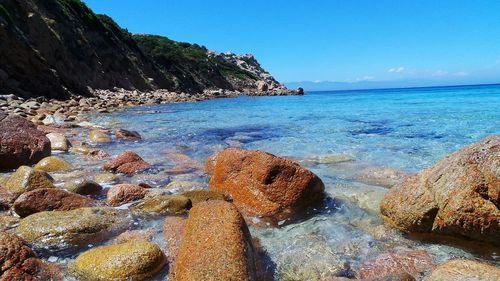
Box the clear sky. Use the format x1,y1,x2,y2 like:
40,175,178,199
82,0,500,85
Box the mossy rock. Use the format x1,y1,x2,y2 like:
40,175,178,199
64,179,103,195
93,173,119,184
181,189,225,205
70,240,166,281
132,195,191,215
16,207,129,251
34,156,72,172
4,166,55,196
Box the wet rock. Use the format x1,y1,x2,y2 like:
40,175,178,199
0,215,19,231
13,188,97,217
4,166,55,197
70,240,166,281
114,229,155,244
181,189,225,205
174,200,257,281
0,185,17,210
424,259,500,281
64,179,103,195
208,148,325,221
0,232,61,280
94,172,119,184
107,184,146,206
162,216,186,262
33,156,72,172
381,136,500,245
0,112,51,170
89,130,112,143
357,250,434,280
304,154,354,165
133,195,191,215
115,128,142,141
46,132,71,151
103,151,151,175
16,207,129,250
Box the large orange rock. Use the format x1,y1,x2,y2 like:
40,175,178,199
381,136,500,245
103,151,151,175
207,148,324,221
424,259,500,281
0,113,51,170
174,200,257,281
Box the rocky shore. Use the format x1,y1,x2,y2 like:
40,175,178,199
0,103,499,280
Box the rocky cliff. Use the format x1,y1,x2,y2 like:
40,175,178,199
0,0,299,99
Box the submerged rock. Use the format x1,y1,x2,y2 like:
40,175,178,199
207,148,325,221
93,173,119,184
356,250,434,280
115,128,142,141
174,200,257,281
424,259,500,281
114,229,155,244
0,112,51,170
13,188,97,217
181,189,225,205
16,207,129,251
64,179,103,195
103,151,151,175
107,184,146,206
70,240,166,281
46,132,71,151
4,166,55,197
33,156,72,172
0,232,61,280
132,194,191,215
381,135,500,245
165,180,205,192
89,130,112,143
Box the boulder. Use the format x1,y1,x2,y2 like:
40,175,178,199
46,132,71,151
107,184,146,206
132,195,191,215
16,207,129,250
207,148,324,221
70,241,166,281
162,216,186,262
89,130,112,143
64,179,103,195
174,200,257,281
0,112,51,170
13,188,97,217
424,259,500,281
0,232,61,280
115,128,142,141
103,151,151,175
34,156,72,172
356,250,434,280
181,189,225,205
4,166,55,197
381,136,500,245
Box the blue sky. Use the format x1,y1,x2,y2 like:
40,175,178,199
83,0,500,86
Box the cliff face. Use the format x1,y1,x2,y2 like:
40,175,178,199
0,0,297,99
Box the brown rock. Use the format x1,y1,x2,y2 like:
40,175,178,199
107,184,146,206
424,259,500,281
380,136,500,245
103,151,151,175
208,148,325,221
115,128,142,141
181,189,225,205
174,200,257,281
132,194,191,215
64,179,103,195
114,229,155,244
89,130,111,143
0,231,61,280
162,216,186,262
4,166,55,197
33,156,72,172
0,185,16,210
0,112,51,170
13,188,97,217
357,250,434,280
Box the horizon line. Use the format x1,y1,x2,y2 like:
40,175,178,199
303,82,500,93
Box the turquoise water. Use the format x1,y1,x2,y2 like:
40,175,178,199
89,84,499,279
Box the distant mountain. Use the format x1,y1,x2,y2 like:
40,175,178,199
0,0,295,99
285,80,497,92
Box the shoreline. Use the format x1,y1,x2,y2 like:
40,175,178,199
0,88,303,126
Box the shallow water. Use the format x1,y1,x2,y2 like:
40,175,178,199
4,84,500,280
